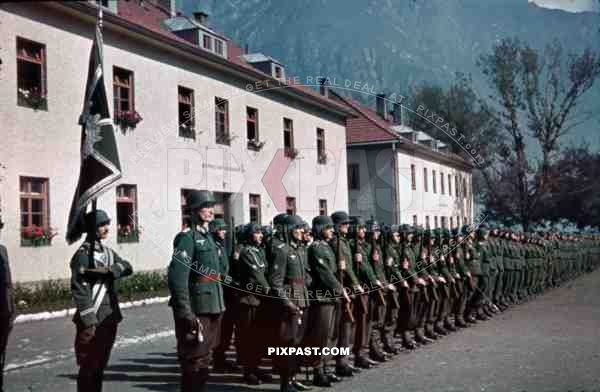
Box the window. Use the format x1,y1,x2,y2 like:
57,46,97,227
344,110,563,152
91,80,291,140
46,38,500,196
423,168,428,192
246,107,259,149
441,216,447,229
203,35,212,50
116,185,138,243
464,216,468,225
457,216,461,227
456,176,461,198
348,164,360,190
450,217,454,228
411,164,416,190
412,215,418,226
178,86,194,139
463,178,467,199
249,194,261,224
113,66,134,116
215,97,229,145
448,174,452,196
283,118,295,157
181,189,192,229
274,65,282,79
425,216,430,229
286,197,296,216
214,39,224,56
20,177,50,245
434,216,439,229
319,199,328,216
441,172,445,195
17,37,47,110
432,170,437,194
317,128,326,164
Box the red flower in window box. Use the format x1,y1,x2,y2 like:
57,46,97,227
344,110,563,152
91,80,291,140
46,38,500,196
114,110,143,131
21,225,58,246
18,86,47,110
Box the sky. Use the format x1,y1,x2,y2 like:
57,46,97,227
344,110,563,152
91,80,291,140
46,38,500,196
529,0,600,12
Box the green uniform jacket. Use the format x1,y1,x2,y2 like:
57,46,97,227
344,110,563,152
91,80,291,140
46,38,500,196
268,239,309,309
352,238,379,289
307,239,343,304
238,243,270,307
71,239,133,328
370,242,388,285
167,227,225,320
331,235,361,292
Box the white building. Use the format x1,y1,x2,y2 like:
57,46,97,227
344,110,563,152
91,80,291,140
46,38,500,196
0,1,352,282
330,91,474,228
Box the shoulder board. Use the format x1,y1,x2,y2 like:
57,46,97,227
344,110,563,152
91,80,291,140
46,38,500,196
277,242,286,249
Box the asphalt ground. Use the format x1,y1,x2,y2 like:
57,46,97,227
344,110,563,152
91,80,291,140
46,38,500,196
5,269,600,392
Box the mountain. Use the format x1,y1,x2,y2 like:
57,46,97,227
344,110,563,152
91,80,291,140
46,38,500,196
181,0,600,146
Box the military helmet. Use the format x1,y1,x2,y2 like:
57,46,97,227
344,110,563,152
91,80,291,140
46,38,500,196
261,224,273,237
461,224,473,236
244,223,263,237
286,215,305,230
452,227,462,237
186,190,216,210
349,216,366,235
85,209,111,231
331,211,351,225
273,213,289,226
312,215,334,238
476,225,489,238
365,219,381,233
209,218,227,232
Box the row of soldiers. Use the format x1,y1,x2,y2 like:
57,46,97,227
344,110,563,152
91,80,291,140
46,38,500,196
166,190,600,392
27,189,596,392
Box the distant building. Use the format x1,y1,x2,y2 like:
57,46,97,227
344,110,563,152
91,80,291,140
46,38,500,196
329,90,474,228
0,0,352,282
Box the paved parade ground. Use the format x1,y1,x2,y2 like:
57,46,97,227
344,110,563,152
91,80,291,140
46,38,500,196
5,269,600,392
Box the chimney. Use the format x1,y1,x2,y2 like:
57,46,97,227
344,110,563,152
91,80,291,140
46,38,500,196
392,102,401,124
193,11,209,26
318,77,329,97
376,93,387,121
158,0,176,16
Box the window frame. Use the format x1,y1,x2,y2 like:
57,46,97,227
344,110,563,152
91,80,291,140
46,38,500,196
286,196,297,216
440,172,445,195
423,168,428,192
316,127,326,164
283,117,295,157
113,66,134,116
448,174,452,196
178,86,195,139
215,97,230,145
319,199,328,216
16,37,47,110
433,169,437,194
411,164,416,191
19,176,50,230
348,163,360,190
246,106,260,149
116,184,139,243
249,193,261,224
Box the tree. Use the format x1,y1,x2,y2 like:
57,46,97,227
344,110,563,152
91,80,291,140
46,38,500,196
477,38,600,231
409,73,502,162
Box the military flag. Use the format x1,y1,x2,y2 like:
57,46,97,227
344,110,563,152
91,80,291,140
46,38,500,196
66,10,121,244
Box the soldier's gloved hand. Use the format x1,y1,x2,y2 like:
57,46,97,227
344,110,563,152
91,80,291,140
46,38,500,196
79,325,96,344
287,302,300,315
387,283,397,292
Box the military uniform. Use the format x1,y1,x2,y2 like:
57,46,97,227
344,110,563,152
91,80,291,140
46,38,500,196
70,210,133,392
0,242,16,392
305,215,343,386
168,191,225,391
268,215,310,392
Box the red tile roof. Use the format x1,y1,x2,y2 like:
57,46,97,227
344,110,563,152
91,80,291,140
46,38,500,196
108,0,351,114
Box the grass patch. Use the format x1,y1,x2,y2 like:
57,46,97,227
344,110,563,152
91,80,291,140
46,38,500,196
15,271,169,315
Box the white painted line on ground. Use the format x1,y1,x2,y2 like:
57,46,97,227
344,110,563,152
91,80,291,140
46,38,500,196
14,296,170,324
4,328,175,372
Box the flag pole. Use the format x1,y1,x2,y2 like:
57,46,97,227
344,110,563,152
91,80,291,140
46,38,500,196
88,6,102,267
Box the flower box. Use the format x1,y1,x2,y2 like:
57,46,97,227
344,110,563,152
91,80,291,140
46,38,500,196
17,88,47,110
247,139,265,151
117,225,141,243
179,124,196,139
21,225,57,247
114,110,143,131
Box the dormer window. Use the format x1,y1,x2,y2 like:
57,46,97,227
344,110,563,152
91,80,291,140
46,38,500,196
274,65,282,79
203,35,212,50
214,39,224,56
